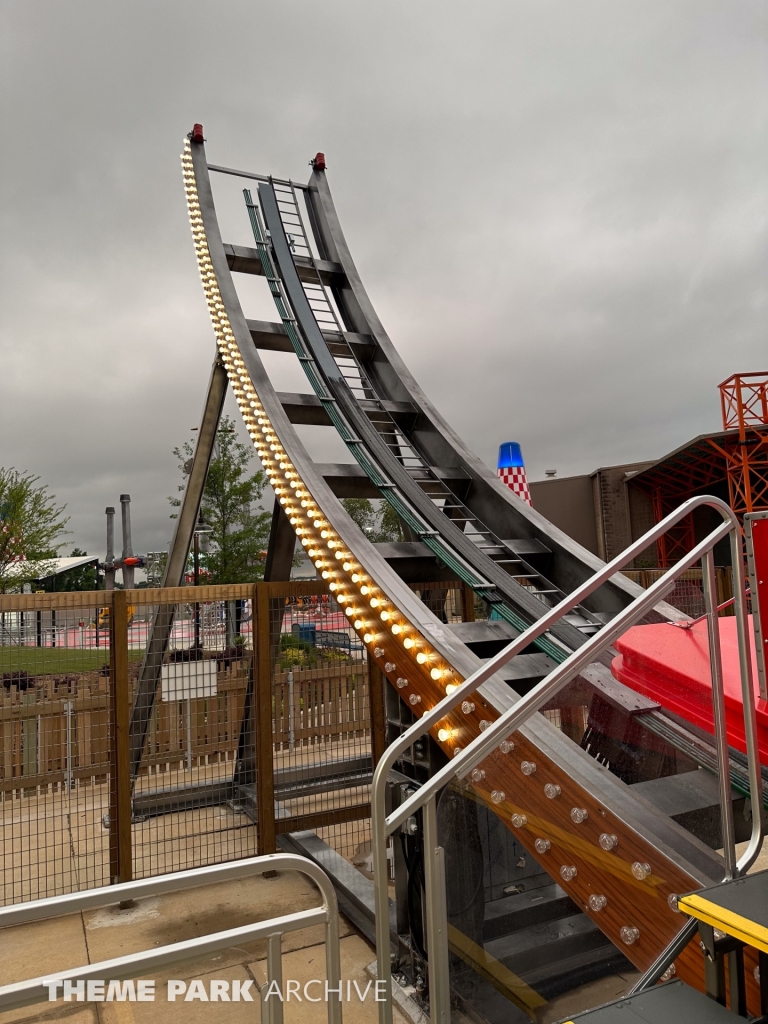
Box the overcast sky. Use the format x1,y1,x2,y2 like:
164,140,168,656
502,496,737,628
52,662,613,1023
1,0,765,564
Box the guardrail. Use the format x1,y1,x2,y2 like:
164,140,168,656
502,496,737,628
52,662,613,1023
371,495,763,1024
0,853,343,1024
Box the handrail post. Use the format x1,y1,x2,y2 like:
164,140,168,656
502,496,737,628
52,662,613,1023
702,550,737,879
266,932,284,1024
422,793,450,1024
373,757,395,1024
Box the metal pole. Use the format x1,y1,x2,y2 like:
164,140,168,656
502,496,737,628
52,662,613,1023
105,507,116,591
422,795,450,1024
702,550,737,879
194,532,200,650
120,495,134,590
266,932,284,1024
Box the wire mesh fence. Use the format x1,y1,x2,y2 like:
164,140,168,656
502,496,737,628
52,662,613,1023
0,592,115,905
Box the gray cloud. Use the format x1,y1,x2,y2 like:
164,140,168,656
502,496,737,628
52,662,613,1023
1,0,765,562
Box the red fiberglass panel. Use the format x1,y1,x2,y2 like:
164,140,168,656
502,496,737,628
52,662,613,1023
612,616,768,764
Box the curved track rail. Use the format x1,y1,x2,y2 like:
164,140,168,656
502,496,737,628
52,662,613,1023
181,132,727,984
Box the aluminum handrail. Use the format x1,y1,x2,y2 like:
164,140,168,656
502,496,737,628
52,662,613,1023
0,854,343,1024
372,495,763,1024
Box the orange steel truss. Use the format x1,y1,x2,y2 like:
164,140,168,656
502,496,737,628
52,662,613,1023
715,372,768,516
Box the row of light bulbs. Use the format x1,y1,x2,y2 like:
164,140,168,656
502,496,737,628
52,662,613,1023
181,138,465,746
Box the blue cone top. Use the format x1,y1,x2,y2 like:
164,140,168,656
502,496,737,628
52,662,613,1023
498,442,525,469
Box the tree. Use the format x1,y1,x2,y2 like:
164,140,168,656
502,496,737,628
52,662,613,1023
170,417,272,584
341,498,404,543
0,468,69,593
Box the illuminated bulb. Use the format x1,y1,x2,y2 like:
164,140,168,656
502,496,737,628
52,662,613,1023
668,894,680,913
396,678,408,689
335,551,344,560
321,571,331,579
534,838,551,854
588,894,607,912
430,668,442,680
408,694,422,706
445,683,457,695
343,562,353,571
403,638,415,650
570,807,588,824
320,530,330,539
351,573,361,583
437,728,453,742
511,813,527,827
544,784,560,799
370,597,379,607
560,865,577,882
520,761,536,776
461,701,475,714
416,652,428,664
391,624,402,635
336,594,348,603
631,862,651,881
364,633,374,644
384,662,396,673
499,739,514,754
490,790,505,805
380,611,390,621
620,926,640,946
327,540,337,549
469,769,485,782
598,834,618,852
314,560,324,569
354,620,364,630
360,585,370,595
345,608,354,618
328,582,337,591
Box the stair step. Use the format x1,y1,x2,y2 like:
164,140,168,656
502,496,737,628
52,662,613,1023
679,868,768,952
560,979,738,1022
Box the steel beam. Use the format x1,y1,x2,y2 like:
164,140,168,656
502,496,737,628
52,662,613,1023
225,242,341,285
127,355,228,784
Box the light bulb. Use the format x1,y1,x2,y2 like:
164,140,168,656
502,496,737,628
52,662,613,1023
345,608,354,618
354,620,364,630
384,662,396,673
445,683,457,694
461,701,475,714
534,838,551,854
520,761,536,776
430,668,442,680
396,678,408,689
343,562,352,571
570,807,588,824
631,862,651,881
360,585,370,595
544,784,560,799
598,833,618,852
351,573,360,583
403,638,414,649
620,926,640,946
437,728,453,742
469,768,485,782
511,813,527,828
409,694,421,706
588,894,607,912
490,790,505,805
560,865,577,882
364,633,374,644
499,739,514,754
391,623,401,634
370,597,379,607
668,894,680,913
416,652,427,664
374,647,384,657
380,611,390,621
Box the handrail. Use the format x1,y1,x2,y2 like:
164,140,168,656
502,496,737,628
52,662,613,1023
372,495,763,1024
0,854,343,1024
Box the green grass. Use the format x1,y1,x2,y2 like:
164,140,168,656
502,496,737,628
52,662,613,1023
0,647,143,677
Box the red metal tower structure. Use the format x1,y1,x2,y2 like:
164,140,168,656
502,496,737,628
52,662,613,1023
710,372,768,516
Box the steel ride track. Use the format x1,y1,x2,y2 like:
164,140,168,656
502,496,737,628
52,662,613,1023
179,129,730,1000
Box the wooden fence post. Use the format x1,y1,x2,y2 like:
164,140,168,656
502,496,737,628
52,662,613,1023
254,583,276,858
110,590,132,884
462,582,476,623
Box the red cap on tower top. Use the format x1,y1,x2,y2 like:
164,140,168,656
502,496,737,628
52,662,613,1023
191,124,205,144
313,152,326,171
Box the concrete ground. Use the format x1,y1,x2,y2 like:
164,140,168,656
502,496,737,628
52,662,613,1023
0,869,410,1024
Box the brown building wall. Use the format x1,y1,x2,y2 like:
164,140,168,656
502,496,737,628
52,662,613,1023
529,475,599,555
